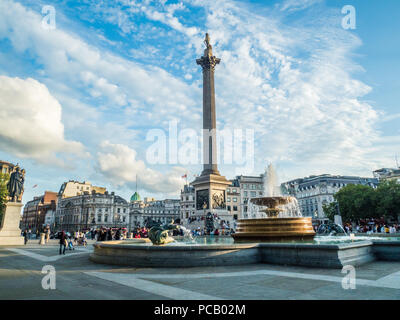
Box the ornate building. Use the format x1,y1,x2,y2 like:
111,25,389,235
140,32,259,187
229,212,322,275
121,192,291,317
55,190,129,232
129,193,180,229
283,174,379,223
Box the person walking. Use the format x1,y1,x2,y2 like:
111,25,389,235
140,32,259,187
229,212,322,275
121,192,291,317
23,229,28,245
59,231,67,255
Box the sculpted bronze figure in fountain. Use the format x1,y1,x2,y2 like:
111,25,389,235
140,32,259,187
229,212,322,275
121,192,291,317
146,219,180,245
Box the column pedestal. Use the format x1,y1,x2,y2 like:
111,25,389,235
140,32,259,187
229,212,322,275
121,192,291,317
0,202,24,246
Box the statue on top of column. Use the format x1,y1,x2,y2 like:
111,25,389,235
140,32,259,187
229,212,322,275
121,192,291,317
197,33,220,69
204,33,211,48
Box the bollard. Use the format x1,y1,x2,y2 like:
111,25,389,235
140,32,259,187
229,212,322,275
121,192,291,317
39,233,46,245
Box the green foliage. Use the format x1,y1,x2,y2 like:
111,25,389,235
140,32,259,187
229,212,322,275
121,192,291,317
334,184,377,223
375,180,400,220
328,181,400,223
322,202,337,221
0,173,10,224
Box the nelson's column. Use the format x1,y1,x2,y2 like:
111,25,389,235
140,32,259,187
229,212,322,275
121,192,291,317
191,33,233,227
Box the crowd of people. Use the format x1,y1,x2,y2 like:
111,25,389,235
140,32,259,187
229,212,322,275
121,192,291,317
313,218,400,234
190,227,235,236
344,222,399,234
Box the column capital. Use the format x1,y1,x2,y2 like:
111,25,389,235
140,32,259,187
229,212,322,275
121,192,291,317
196,33,220,70
196,55,220,71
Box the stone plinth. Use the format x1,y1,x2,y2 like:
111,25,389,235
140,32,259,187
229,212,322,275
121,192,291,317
0,202,24,246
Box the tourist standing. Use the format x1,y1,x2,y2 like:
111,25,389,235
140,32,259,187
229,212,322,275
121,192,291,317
59,231,67,255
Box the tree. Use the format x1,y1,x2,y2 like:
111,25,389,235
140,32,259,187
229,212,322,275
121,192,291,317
322,202,337,221
333,184,377,223
375,180,400,221
0,173,10,225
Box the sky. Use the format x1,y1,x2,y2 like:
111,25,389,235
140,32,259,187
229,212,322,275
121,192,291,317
0,0,399,204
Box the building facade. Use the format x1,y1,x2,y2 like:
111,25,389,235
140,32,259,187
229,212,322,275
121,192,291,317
232,175,265,219
0,160,16,175
129,195,181,229
180,185,195,222
22,191,58,233
373,168,400,183
58,180,106,199
55,191,129,232
283,174,379,223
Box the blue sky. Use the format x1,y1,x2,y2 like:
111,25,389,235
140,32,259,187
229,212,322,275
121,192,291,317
0,0,399,204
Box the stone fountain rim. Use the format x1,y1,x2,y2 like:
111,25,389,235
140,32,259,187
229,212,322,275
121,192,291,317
92,239,374,250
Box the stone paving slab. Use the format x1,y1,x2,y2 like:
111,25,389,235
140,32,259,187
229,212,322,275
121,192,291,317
1,244,400,300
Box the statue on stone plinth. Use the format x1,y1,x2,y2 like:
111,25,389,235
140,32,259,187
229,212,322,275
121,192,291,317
7,166,25,203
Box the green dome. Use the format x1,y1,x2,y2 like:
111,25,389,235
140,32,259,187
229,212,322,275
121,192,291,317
130,191,141,202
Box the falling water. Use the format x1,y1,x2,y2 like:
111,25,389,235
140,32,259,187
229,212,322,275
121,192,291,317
263,163,281,197
179,225,194,242
247,164,302,219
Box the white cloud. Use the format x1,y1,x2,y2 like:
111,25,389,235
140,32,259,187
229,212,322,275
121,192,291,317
0,0,199,125
96,141,186,194
0,76,85,165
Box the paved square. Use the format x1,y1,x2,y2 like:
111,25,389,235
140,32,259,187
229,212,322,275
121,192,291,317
1,240,399,300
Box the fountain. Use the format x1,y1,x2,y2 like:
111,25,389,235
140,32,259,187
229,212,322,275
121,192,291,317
232,164,315,242
317,222,347,236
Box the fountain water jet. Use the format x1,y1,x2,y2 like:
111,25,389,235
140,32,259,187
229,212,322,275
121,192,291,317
232,164,315,242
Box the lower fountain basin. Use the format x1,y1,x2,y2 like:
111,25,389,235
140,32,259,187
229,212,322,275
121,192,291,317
232,217,316,242
89,237,400,269
90,239,259,267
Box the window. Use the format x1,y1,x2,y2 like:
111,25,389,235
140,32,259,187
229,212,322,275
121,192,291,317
123,216,126,223
97,214,102,222
250,191,256,197
233,188,237,193
104,214,108,222
117,208,120,213
233,206,238,211
227,198,231,202
227,206,231,211
233,197,237,202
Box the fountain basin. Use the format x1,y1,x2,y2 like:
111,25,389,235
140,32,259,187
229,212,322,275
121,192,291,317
88,238,400,269
90,240,259,267
232,217,316,242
